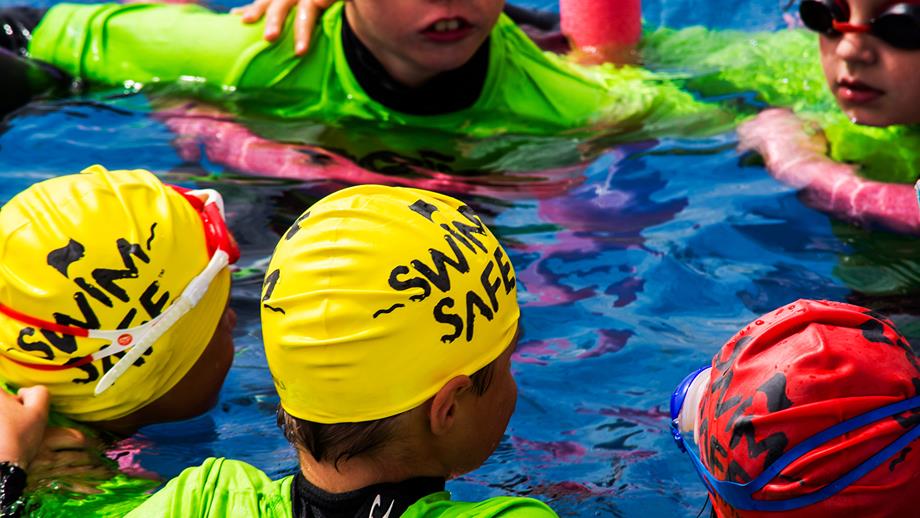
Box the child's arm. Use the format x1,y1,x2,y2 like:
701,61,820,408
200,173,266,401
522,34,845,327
29,3,272,90
738,109,920,235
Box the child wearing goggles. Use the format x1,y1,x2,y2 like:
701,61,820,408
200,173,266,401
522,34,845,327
802,0,920,123
0,165,240,515
710,0,920,234
725,0,920,306
670,299,920,517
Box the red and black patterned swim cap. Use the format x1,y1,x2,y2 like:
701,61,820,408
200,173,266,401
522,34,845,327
699,299,920,518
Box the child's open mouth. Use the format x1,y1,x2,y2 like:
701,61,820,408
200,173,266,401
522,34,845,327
421,17,474,43
836,78,884,104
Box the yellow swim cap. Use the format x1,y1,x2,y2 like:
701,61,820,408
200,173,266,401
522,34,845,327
0,165,231,422
262,185,519,423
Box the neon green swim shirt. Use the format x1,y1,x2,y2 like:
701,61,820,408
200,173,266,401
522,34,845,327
642,26,920,184
123,457,557,518
29,2,721,141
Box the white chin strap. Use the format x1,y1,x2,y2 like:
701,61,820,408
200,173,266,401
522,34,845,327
94,250,230,396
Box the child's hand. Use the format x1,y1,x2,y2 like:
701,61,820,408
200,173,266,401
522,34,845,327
737,108,828,188
28,427,114,494
739,109,920,234
0,386,49,470
233,0,337,56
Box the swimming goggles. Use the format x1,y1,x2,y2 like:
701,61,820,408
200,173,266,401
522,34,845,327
670,366,920,511
0,186,239,396
800,0,920,50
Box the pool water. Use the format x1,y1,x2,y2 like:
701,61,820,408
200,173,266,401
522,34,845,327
3,1,920,517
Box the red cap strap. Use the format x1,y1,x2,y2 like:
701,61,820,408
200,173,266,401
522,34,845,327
832,20,871,32
5,353,96,371
0,303,90,337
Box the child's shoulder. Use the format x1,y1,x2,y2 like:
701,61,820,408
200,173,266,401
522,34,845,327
405,492,558,518
125,458,294,518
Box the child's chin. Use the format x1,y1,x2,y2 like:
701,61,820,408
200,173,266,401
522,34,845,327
842,106,902,128
418,40,485,71
422,53,478,73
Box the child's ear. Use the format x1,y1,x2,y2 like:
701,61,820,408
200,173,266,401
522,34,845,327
428,376,473,436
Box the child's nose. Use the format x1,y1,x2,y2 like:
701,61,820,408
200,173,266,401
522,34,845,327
834,33,878,65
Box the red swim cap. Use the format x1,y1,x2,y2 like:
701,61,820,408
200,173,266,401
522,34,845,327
699,299,920,518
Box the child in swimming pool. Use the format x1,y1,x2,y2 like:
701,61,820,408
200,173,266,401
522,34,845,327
670,299,920,517
3,184,558,517
0,165,239,514
692,0,920,299
225,0,920,234
621,0,920,234
0,0,719,139
732,0,920,235
0,165,238,432
797,0,920,128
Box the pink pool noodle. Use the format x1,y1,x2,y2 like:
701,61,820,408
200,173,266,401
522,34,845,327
559,0,642,51
738,109,920,235
155,103,585,199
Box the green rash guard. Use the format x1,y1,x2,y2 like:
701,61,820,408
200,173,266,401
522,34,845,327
124,457,557,518
29,2,721,141
643,27,920,296
642,26,920,184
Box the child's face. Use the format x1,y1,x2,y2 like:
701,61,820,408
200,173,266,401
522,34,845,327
819,0,920,126
346,0,506,86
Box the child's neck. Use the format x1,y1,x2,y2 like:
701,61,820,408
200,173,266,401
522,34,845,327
340,7,489,116
297,448,445,494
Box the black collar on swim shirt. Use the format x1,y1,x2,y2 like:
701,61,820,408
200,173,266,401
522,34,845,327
292,472,446,518
341,9,490,116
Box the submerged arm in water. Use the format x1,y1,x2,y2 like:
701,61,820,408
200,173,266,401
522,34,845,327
738,109,920,235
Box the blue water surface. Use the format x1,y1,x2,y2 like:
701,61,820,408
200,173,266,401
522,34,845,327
1,0,915,516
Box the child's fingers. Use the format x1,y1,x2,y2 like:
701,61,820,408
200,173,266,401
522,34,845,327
265,0,298,41
0,386,49,468
736,119,762,153
30,450,96,470
30,476,106,495
38,427,87,452
18,385,50,423
235,0,271,23
294,0,320,56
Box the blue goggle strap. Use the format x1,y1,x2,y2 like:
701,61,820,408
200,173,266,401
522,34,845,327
681,394,920,512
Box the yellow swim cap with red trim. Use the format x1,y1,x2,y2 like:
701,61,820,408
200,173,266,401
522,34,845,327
0,165,230,421
261,185,519,423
